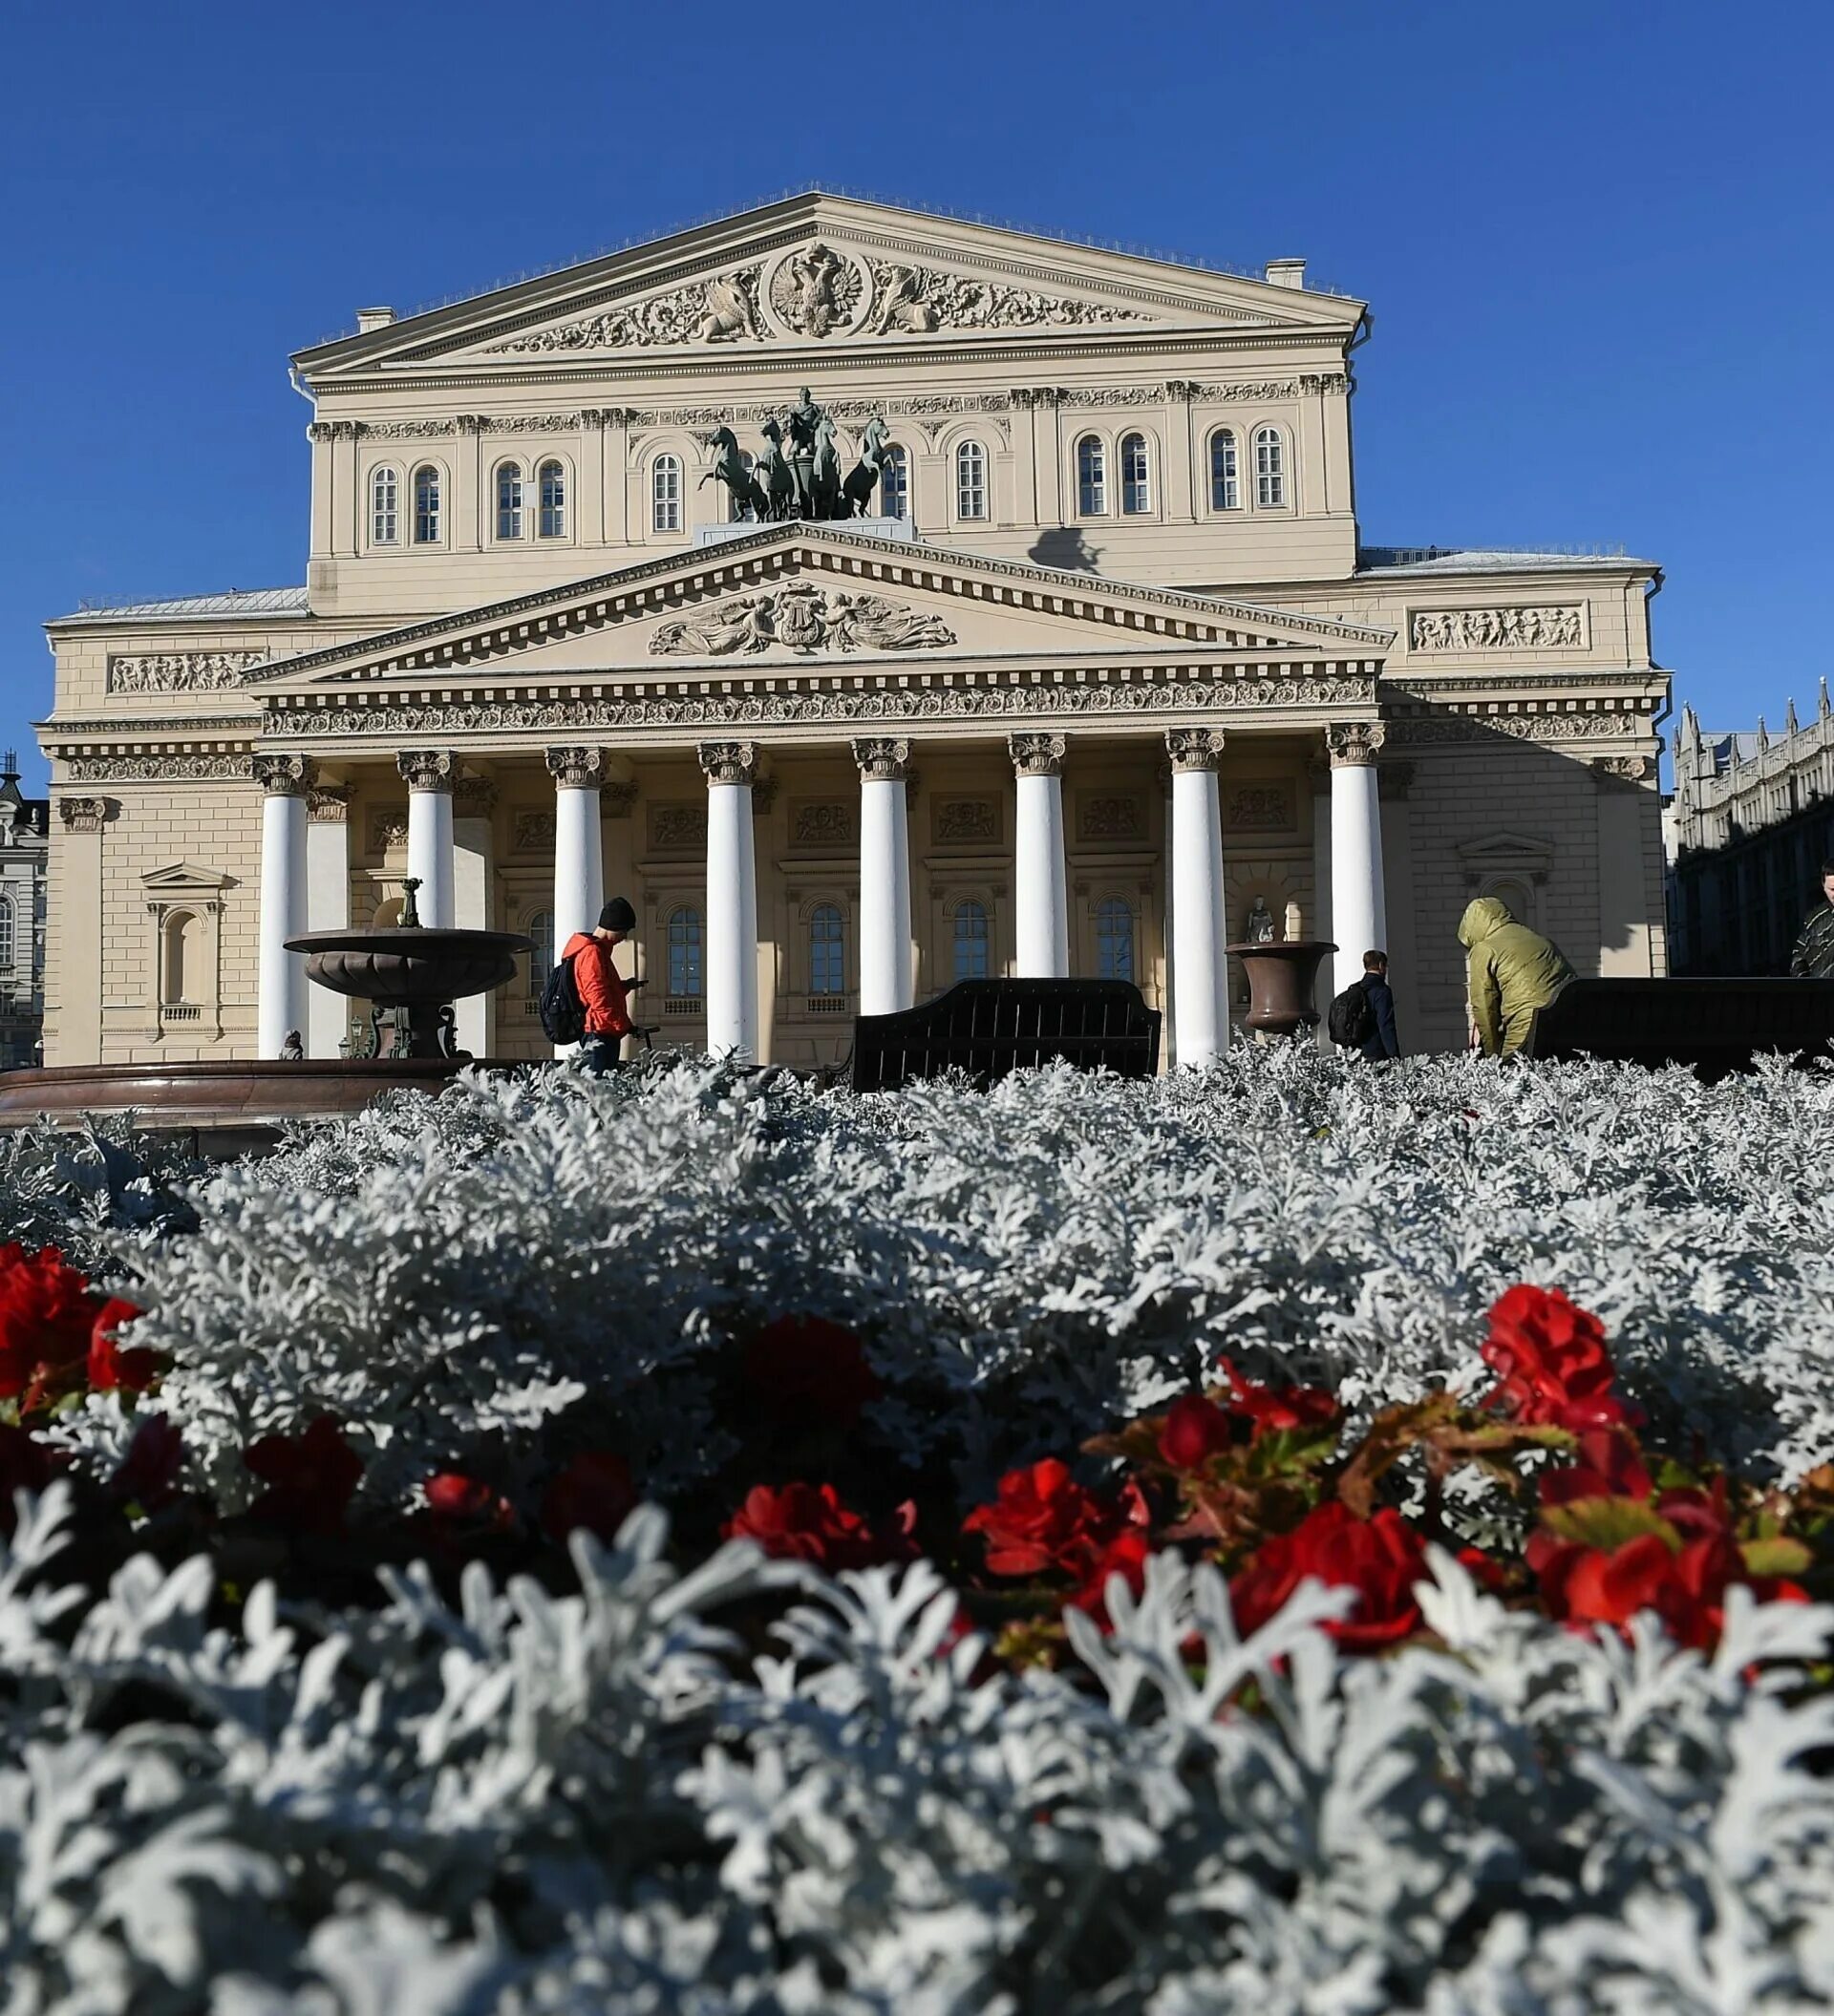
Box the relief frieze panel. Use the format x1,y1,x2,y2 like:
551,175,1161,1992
790,799,857,850
1409,607,1586,652
108,651,271,693
489,267,766,353
650,584,956,658
1224,780,1296,831
934,797,1001,845
649,802,709,852
1077,794,1143,841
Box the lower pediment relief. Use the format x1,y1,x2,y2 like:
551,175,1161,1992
650,584,956,658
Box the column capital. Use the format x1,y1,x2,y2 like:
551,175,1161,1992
255,753,317,797
1009,732,1067,777
851,735,912,782
545,745,608,791
57,795,110,833
1325,722,1387,768
1164,728,1226,774
697,739,758,788
397,749,457,794
307,784,351,823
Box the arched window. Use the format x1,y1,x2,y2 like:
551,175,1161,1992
538,461,566,539
525,909,554,997
668,906,703,997
1096,898,1135,981
879,444,909,520
1209,430,1240,511
370,466,398,545
1120,434,1150,515
413,465,441,543
1077,435,1106,515
496,462,523,540
0,897,13,970
160,909,198,1005
955,440,987,520
809,904,844,995
952,899,991,982
1253,427,1286,508
653,455,682,533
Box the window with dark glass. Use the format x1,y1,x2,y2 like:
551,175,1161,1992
952,899,991,981
809,904,844,994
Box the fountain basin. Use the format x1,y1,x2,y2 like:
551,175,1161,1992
1227,940,1338,1039
287,926,532,1060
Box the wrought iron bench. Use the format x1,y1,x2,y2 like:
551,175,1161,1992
851,978,1162,1093
1523,977,1834,1078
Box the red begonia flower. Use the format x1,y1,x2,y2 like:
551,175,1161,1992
1230,1502,1430,1653
1219,1359,1340,1436
87,1299,160,1395
722,1480,885,1571
1158,1394,1234,1471
0,1244,143,1415
740,1315,882,1428
424,1472,518,1531
244,1415,363,1536
1479,1284,1641,1432
541,1450,637,1545
109,1413,184,1512
962,1458,1120,1581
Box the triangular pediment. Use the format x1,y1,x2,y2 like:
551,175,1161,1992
141,859,232,892
247,524,1393,693
296,194,1362,379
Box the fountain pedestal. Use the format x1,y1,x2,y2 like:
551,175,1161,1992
1226,940,1338,1040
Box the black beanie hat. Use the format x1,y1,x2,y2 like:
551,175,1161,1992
599,897,636,932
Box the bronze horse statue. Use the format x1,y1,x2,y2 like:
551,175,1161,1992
842,416,894,517
808,415,843,520
698,426,767,521
755,418,798,520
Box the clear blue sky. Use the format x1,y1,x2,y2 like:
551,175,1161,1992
4,0,1830,793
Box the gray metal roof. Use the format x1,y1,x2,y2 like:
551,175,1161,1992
1356,546,1656,578
50,585,310,625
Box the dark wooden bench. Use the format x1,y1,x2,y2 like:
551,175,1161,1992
851,979,1162,1093
1524,977,1834,1077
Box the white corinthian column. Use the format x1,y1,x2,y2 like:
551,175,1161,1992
852,736,913,1015
1165,728,1228,1068
545,747,607,948
255,753,314,1059
698,741,758,1058
1325,722,1389,1001
1010,732,1069,977
396,749,457,927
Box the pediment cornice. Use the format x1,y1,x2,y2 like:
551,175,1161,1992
295,194,1362,384
245,525,1392,692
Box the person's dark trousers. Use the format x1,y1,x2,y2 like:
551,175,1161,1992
578,1034,620,1075
1359,977,1401,1060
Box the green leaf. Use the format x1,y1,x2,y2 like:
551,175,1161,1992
1542,1497,1678,1552
1739,1536,1813,1579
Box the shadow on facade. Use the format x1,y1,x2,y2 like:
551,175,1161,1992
1027,527,1104,574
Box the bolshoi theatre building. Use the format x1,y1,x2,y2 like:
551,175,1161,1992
36,193,1670,1070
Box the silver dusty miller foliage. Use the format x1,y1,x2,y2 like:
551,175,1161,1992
11,1049,1834,2008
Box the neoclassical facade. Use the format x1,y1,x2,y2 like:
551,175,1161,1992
37,194,1670,1069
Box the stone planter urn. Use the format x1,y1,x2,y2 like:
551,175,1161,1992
1226,940,1338,1040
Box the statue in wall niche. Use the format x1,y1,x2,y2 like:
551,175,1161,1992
1246,896,1277,944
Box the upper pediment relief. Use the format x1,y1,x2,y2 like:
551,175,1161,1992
477,242,1168,357
296,195,1363,382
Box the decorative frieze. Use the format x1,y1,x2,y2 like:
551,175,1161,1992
396,749,456,793
1224,780,1295,830
57,796,110,833
1077,795,1141,841
454,776,499,815
1164,728,1227,774
307,786,350,823
1009,732,1067,777
696,740,759,788
490,267,766,352
602,781,638,817
544,746,608,791
512,809,557,852
790,798,856,848
751,776,779,816
649,803,708,851
254,753,316,796
650,584,955,658
934,797,1000,844
108,650,271,694
356,417,460,440
851,736,913,783
1386,711,1648,746
1325,723,1386,768
1589,754,1657,787
267,673,1379,740
866,258,1149,334
63,752,256,782
1409,607,1585,652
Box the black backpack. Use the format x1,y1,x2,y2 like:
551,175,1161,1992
538,951,587,1046
1327,979,1376,1050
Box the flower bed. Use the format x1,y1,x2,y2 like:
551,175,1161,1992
3,1051,1833,2009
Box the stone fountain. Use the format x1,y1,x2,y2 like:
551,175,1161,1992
0,879,533,1148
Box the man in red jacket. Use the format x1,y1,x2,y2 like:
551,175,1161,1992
562,897,641,1072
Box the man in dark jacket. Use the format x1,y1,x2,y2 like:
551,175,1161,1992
562,897,642,1072
1789,860,1834,978
1358,950,1401,1060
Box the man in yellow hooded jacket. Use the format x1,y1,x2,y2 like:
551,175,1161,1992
1458,897,1575,1057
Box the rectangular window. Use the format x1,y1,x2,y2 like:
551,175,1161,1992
1210,434,1239,511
